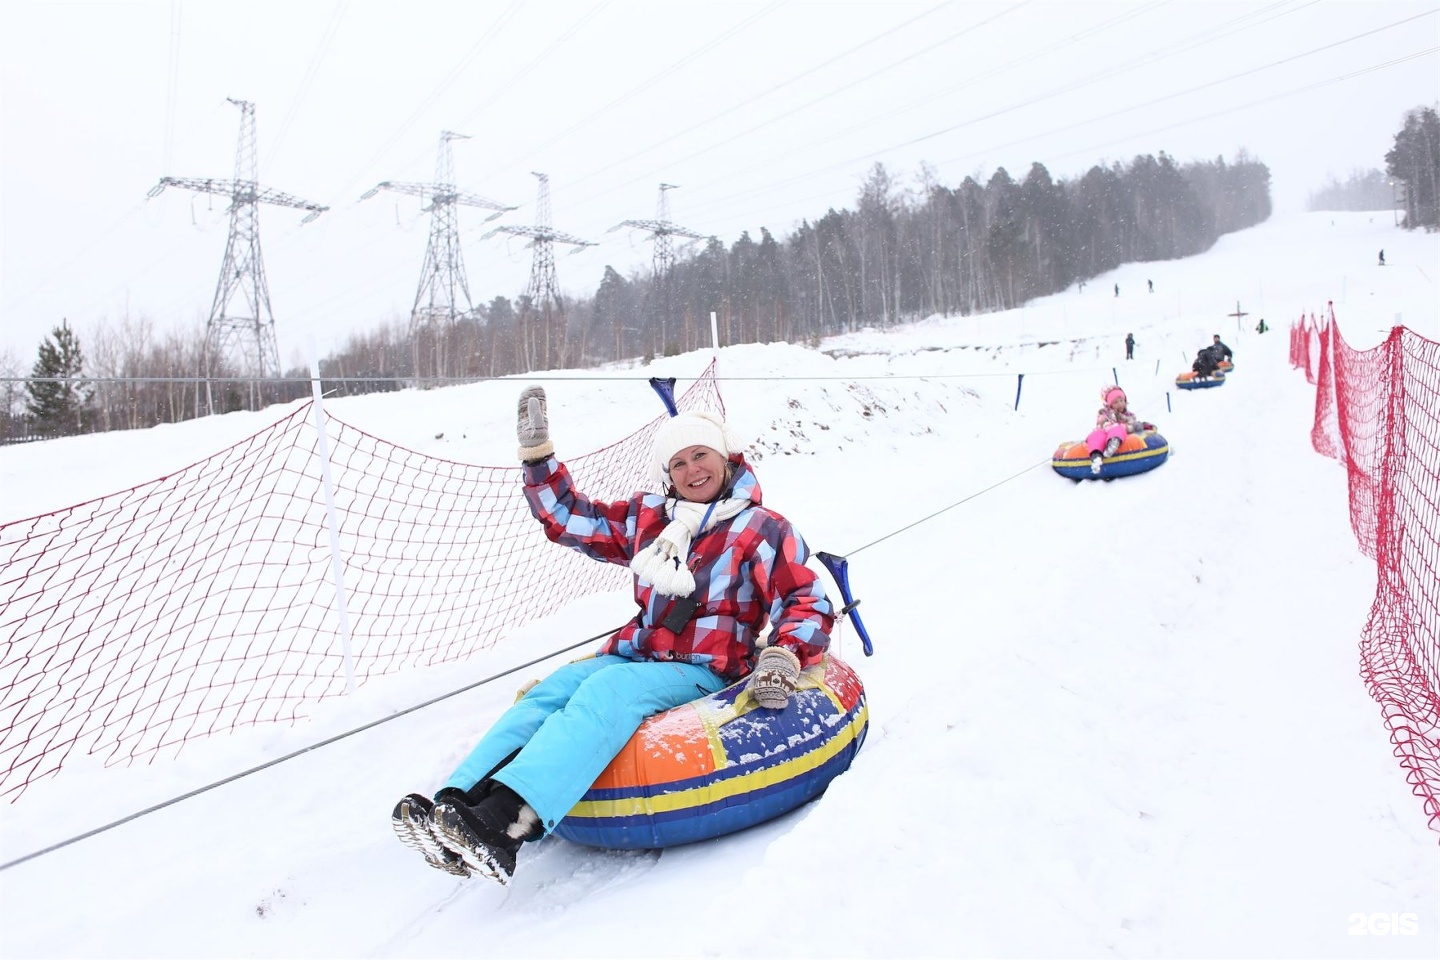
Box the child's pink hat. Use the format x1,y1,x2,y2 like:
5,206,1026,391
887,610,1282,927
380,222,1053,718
1103,386,1126,405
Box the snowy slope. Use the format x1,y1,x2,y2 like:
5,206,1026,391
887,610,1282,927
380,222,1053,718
0,211,1436,959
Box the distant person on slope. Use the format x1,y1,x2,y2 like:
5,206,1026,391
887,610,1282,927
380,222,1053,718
1087,386,1154,475
1379,249,1386,266
390,392,834,885
1125,332,1135,360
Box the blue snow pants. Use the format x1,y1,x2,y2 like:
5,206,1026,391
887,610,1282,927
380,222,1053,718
441,654,727,834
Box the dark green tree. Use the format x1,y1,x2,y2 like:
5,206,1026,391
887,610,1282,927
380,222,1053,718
984,167,1025,310
26,320,94,436
855,162,900,326
1386,106,1440,230
754,227,789,342
593,266,639,361
1019,162,1072,296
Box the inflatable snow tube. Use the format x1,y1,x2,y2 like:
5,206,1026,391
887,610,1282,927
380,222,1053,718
1216,359,1234,375
1176,371,1225,390
553,654,868,850
1051,431,1169,481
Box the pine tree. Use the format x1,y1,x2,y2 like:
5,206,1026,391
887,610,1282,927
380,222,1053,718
1386,106,1440,230
26,320,94,436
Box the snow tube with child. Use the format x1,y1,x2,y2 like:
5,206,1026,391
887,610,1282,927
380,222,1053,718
552,654,868,850
1176,371,1226,390
1051,431,1170,481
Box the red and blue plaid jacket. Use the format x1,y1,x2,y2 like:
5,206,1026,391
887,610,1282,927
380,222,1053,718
1095,404,1138,429
522,454,833,681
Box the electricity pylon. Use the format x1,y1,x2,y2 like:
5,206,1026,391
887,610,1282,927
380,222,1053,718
609,183,709,356
148,98,327,415
481,172,593,372
360,131,514,383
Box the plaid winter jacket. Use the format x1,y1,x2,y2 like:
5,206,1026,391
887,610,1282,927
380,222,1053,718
1095,404,1138,429
522,454,833,681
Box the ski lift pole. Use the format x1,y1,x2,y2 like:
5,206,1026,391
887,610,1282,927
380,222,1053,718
648,377,678,416
816,552,874,656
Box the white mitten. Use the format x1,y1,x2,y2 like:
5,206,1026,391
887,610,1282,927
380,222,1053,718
516,385,553,462
748,646,801,710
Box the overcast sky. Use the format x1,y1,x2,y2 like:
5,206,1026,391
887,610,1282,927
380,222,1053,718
2,0,1436,366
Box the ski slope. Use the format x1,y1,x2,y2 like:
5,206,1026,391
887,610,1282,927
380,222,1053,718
0,211,1436,958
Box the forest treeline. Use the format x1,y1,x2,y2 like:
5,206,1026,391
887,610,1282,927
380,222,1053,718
322,150,1273,387
7,149,1270,440
1308,169,1396,213
9,106,1436,441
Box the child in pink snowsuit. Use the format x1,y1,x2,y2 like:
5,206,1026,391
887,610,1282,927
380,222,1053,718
1086,386,1151,459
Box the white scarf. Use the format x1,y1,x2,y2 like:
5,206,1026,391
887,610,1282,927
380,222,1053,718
630,496,750,597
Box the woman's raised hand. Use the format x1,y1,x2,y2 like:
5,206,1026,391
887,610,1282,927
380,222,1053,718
517,385,554,462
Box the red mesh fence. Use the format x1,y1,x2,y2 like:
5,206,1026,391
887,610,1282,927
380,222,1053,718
1291,311,1440,837
0,365,724,800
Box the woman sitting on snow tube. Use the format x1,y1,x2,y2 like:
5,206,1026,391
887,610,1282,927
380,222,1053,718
391,395,837,886
1085,386,1154,475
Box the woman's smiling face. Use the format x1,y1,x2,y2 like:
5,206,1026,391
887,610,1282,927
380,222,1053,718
666,445,727,502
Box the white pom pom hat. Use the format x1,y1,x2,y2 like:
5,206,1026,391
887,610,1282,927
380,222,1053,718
649,411,742,486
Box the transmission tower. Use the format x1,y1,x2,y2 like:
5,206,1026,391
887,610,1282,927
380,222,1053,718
609,183,709,356
481,172,593,372
148,98,327,415
360,131,514,383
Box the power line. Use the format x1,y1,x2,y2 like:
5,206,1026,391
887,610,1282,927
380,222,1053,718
562,0,967,194
479,0,789,186
669,36,1439,236
12,4,1435,353
262,0,349,171
319,0,527,209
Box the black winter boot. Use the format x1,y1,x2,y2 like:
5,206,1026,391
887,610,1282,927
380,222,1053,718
391,793,470,878
432,784,541,886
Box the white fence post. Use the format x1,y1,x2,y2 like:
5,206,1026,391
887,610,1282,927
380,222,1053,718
309,346,356,695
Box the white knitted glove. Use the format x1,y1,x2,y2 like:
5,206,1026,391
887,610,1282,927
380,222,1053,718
516,385,553,462
748,646,801,710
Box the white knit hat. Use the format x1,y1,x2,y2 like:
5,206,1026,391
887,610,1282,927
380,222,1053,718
649,411,742,485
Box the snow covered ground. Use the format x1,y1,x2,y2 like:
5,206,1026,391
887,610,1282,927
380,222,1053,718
1,210,1437,958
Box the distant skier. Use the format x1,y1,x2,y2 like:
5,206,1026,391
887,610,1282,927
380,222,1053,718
1114,283,1120,297
1147,279,1154,293
1125,332,1135,360
1378,249,1386,266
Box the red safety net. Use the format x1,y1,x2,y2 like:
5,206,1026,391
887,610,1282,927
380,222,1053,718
0,365,724,800
1291,308,1440,838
